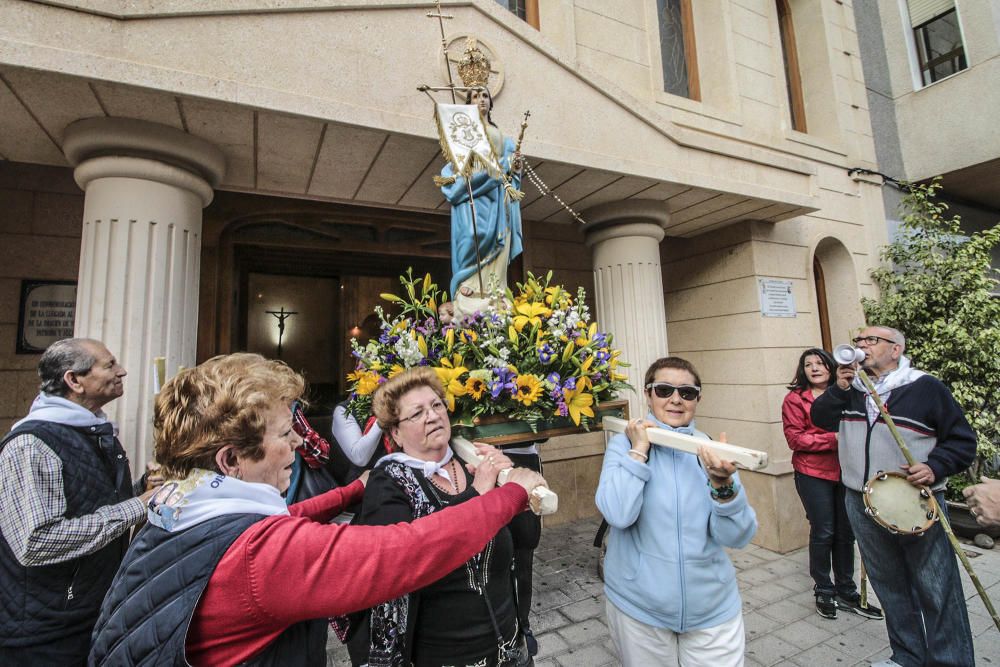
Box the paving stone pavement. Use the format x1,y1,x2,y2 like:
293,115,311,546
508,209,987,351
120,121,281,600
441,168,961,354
328,516,1000,666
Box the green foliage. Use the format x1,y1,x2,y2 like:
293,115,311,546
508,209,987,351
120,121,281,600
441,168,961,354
862,179,1000,492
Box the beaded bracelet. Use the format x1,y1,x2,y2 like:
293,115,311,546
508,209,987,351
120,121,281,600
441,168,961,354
628,449,649,461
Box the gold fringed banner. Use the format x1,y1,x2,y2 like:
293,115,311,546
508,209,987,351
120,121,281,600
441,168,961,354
433,175,456,187
434,103,503,181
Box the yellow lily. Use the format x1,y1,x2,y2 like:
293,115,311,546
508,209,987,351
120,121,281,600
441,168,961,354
561,385,596,425
433,364,468,411
349,370,382,396
576,321,598,347
417,334,428,356
445,328,455,352
512,301,552,332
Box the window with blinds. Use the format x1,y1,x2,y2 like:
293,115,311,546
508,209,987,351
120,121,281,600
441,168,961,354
906,0,967,85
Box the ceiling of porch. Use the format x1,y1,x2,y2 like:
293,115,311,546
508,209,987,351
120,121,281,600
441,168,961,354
0,65,811,238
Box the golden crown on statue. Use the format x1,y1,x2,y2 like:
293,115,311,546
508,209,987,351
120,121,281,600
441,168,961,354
457,37,491,88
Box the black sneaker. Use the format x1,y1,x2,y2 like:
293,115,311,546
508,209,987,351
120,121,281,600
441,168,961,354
522,627,538,656
816,594,837,619
837,594,884,620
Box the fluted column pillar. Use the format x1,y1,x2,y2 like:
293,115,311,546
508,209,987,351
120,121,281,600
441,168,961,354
583,200,670,419
64,118,225,467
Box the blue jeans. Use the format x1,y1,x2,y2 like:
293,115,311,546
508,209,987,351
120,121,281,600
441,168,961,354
794,472,857,597
845,489,974,667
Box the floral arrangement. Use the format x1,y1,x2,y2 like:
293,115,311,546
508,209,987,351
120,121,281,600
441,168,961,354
346,269,631,431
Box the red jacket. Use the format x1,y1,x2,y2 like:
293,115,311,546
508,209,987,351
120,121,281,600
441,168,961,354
185,479,529,666
782,388,840,481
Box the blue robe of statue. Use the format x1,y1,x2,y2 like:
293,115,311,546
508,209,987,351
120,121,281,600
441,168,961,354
441,133,523,300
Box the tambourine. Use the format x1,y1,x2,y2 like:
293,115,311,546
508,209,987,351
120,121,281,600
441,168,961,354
862,470,938,535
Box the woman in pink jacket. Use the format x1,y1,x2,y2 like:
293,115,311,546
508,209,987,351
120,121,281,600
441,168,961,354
782,348,882,622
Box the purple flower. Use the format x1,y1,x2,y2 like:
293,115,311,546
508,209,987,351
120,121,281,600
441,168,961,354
563,377,577,391
593,332,608,348
489,379,505,400
538,344,555,364
546,372,561,385
489,367,516,399
595,349,611,364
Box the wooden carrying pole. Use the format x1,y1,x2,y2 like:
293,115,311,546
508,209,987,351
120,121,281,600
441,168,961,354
451,436,557,515
602,417,769,471
855,368,1000,632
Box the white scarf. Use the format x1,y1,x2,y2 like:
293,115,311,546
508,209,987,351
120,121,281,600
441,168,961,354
12,392,116,434
375,447,455,482
851,355,926,424
147,468,289,532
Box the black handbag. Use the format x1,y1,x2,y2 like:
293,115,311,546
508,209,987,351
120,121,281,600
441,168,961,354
470,558,533,667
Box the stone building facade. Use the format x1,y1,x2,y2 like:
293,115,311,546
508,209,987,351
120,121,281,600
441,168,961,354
0,0,889,550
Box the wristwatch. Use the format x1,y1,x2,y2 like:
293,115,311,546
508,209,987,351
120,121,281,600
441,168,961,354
709,479,738,501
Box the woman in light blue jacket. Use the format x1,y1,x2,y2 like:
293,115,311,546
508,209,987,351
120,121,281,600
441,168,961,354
596,356,757,666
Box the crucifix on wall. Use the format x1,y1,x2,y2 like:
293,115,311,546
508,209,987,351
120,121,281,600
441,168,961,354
265,306,297,357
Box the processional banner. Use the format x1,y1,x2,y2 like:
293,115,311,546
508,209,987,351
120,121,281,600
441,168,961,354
434,103,502,180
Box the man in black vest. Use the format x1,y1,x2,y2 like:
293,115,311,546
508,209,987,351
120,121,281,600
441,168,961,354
0,337,159,665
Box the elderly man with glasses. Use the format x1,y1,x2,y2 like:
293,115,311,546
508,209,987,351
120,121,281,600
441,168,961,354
812,326,977,667
0,338,161,665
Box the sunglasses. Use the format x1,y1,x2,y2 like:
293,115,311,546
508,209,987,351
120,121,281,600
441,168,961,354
645,382,701,401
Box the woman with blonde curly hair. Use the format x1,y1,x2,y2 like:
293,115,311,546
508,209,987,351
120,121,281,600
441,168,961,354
88,354,546,666
350,367,537,667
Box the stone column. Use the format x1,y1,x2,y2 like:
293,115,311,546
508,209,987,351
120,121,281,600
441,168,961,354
583,200,670,420
63,118,225,468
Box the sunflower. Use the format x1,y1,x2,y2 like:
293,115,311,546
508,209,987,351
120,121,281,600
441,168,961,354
465,375,487,400
513,374,543,406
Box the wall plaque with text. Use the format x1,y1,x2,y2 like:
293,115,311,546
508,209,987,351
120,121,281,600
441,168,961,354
758,278,796,318
17,280,78,354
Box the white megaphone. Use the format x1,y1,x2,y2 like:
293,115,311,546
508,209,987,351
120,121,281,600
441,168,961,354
833,344,865,366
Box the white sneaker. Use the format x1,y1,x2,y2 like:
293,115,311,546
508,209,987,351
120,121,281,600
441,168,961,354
870,661,902,667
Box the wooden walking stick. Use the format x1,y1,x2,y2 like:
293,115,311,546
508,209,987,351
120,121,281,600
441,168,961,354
855,366,1000,632
859,556,868,609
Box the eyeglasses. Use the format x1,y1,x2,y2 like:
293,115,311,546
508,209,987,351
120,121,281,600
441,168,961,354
645,382,701,401
852,335,898,347
398,400,448,424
